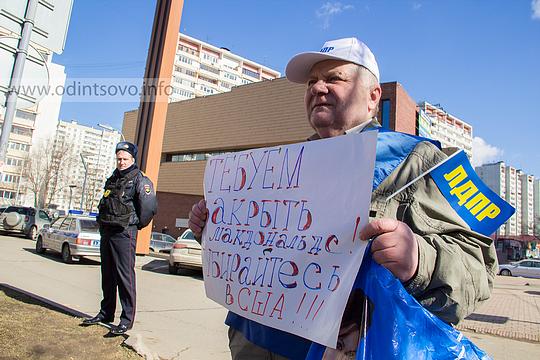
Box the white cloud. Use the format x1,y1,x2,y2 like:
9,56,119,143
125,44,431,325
316,2,354,30
472,137,504,167
533,0,540,19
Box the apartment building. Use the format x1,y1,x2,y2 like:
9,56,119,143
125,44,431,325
475,162,508,235
1,23,67,206
417,101,473,158
475,161,539,237
169,33,280,102
534,179,540,237
521,173,535,236
50,121,121,211
0,109,34,204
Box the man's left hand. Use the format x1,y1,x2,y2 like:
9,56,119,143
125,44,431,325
359,218,418,282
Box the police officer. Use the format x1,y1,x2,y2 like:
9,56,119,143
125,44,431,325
82,141,157,335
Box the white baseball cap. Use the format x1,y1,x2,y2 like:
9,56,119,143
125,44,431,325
285,37,380,83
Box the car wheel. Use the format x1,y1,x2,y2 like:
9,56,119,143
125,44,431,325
500,269,512,276
35,236,45,254
149,247,155,253
168,264,178,275
27,225,38,240
62,244,73,264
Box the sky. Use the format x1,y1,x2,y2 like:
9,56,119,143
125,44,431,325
54,0,540,176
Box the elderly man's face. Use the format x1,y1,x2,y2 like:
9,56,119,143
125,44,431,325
116,150,135,171
304,60,380,138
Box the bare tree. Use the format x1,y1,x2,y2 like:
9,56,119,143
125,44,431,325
23,138,77,208
83,165,102,212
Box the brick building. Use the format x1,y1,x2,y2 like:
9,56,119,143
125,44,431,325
123,78,416,237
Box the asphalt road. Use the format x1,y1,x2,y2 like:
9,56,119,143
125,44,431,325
0,233,538,360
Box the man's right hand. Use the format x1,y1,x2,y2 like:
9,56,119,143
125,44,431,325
188,199,208,241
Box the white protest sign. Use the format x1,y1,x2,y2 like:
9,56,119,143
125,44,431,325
202,131,377,348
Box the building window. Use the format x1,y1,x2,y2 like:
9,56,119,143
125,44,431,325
178,55,193,65
202,52,218,64
381,99,391,128
178,44,199,56
223,72,237,81
166,151,229,163
8,142,30,152
3,174,20,183
172,88,194,98
242,68,259,79
200,64,219,75
15,110,36,122
0,190,15,199
6,158,23,167
199,75,218,85
199,84,215,94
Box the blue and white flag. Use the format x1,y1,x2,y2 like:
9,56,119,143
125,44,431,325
430,150,515,236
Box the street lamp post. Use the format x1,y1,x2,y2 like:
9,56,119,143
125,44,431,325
80,153,89,210
98,123,125,141
68,184,76,210
93,124,123,213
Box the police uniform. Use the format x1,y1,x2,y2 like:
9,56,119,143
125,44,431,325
83,141,157,334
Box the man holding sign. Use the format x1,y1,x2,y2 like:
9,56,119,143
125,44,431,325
189,37,501,359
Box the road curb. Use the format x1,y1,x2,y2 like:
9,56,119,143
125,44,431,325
0,283,156,359
0,283,89,318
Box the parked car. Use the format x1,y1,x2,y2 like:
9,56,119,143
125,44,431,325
169,229,202,274
0,206,51,240
150,232,176,253
498,259,540,278
35,215,101,264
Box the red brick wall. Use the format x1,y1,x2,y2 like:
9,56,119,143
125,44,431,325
378,82,417,135
153,191,203,238
395,83,417,135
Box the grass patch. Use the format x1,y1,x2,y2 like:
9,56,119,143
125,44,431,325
0,285,141,360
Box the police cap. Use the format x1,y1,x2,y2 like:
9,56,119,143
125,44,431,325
115,141,138,159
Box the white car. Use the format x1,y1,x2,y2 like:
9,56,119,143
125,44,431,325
498,259,540,278
168,229,202,274
35,215,101,264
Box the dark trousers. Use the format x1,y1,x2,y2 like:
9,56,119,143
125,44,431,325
98,225,137,327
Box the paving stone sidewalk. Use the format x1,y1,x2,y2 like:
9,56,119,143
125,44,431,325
457,275,540,342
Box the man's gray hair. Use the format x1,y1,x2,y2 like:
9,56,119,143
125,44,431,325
355,65,380,117
356,65,379,88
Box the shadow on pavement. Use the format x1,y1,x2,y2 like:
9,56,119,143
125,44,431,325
524,290,540,296
0,283,89,318
22,248,101,265
141,259,203,279
465,313,509,324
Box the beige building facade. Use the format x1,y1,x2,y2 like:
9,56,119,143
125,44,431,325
169,33,280,102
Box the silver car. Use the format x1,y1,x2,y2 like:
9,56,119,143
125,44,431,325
150,232,176,253
498,259,540,278
0,206,51,240
168,229,202,274
35,215,101,263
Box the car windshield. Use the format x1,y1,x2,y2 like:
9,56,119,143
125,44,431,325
181,230,195,240
163,234,176,243
79,219,99,232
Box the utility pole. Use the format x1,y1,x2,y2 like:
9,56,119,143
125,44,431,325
0,0,39,171
80,153,88,210
133,0,184,254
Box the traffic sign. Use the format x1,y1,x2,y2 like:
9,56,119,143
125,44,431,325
0,36,49,110
0,0,73,54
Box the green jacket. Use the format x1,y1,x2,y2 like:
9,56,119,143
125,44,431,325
370,139,497,325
